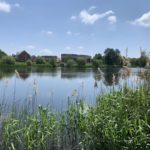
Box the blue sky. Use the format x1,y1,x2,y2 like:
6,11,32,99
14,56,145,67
0,0,150,57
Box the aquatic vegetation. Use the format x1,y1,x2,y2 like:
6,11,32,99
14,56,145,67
1,68,150,149
1,80,150,149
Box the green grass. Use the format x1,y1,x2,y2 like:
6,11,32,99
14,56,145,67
1,80,150,149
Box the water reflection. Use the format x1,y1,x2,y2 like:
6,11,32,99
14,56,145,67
61,68,92,79
0,67,133,85
0,67,146,110
18,71,30,80
0,67,14,79
101,67,121,86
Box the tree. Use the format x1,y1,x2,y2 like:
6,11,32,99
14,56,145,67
26,59,33,66
0,49,7,58
49,59,57,67
35,57,46,64
92,59,102,68
93,53,102,60
66,59,76,68
1,56,15,65
104,48,123,66
76,57,86,67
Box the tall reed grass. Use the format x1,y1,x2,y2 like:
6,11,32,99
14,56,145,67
1,69,150,149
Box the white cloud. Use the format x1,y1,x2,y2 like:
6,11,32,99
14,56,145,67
108,15,117,24
89,6,96,11
47,31,53,35
14,3,20,8
79,9,114,24
67,31,72,35
70,15,77,20
132,11,150,27
65,46,71,50
0,1,11,13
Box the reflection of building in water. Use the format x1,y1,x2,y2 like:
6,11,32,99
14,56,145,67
18,71,30,80
61,68,92,79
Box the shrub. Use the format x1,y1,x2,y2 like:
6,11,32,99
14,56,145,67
1,56,15,65
76,57,86,67
92,59,102,68
26,60,33,66
49,59,57,67
35,57,46,64
66,59,76,68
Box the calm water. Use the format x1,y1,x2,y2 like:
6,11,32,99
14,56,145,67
0,67,145,111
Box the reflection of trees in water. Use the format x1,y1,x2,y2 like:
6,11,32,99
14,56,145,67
61,68,92,79
32,67,58,77
101,67,121,86
18,71,30,80
0,67,15,79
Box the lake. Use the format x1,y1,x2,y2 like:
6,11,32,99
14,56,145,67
0,67,146,111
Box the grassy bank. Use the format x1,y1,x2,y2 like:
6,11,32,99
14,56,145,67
1,79,150,149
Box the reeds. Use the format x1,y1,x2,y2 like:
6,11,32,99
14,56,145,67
1,69,150,149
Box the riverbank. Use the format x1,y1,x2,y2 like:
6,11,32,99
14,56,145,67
1,77,150,149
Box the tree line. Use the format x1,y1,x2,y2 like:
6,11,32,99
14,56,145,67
0,48,148,68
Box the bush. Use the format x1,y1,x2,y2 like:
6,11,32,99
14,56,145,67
49,59,57,67
92,59,102,68
35,57,46,64
1,56,15,65
76,57,86,67
26,60,33,66
66,59,76,68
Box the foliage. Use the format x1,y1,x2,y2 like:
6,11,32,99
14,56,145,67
48,59,57,67
104,48,123,66
76,57,86,67
92,59,102,68
0,49,7,59
36,57,46,64
26,59,33,66
139,57,147,67
2,78,150,149
0,56,15,65
93,53,102,60
130,57,147,67
66,59,76,68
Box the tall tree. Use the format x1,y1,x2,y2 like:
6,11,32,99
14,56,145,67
104,48,123,66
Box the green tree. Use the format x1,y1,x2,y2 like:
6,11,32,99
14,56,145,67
104,48,123,66
36,57,46,64
49,59,57,67
66,59,76,68
92,59,102,68
26,59,33,66
76,57,86,67
1,56,15,65
93,53,102,60
0,49,7,58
